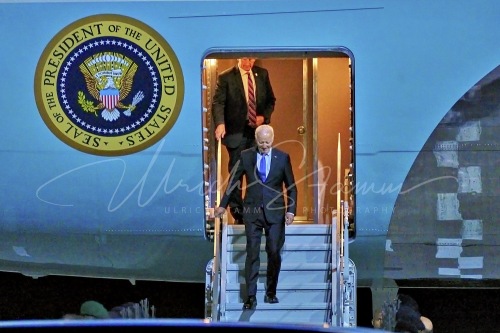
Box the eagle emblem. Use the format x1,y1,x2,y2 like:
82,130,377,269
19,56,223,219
78,52,144,121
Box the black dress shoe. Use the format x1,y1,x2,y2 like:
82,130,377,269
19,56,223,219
243,296,257,310
264,294,279,304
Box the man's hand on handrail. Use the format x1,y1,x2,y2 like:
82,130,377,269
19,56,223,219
214,207,226,218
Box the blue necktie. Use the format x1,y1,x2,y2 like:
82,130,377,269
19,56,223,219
259,154,267,182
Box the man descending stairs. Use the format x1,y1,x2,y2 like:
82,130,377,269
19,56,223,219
205,223,356,327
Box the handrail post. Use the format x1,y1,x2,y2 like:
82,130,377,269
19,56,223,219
331,132,342,326
209,139,224,321
331,211,341,326
210,216,222,321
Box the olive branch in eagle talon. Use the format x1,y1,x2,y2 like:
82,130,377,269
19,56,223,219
77,91,99,116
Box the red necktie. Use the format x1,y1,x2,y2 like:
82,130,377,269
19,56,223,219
247,72,257,126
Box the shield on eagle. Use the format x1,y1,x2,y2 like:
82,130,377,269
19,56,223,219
100,87,120,110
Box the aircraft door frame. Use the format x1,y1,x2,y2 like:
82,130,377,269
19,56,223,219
202,51,354,229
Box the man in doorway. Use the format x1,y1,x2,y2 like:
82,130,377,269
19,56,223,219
212,58,276,224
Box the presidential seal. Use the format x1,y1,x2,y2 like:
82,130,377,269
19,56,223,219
35,14,184,156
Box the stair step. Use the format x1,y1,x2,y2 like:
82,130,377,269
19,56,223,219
227,244,331,263
227,244,331,251
226,224,332,235
224,263,331,284
225,282,330,291
226,262,331,271
221,303,332,324
224,302,330,311
224,283,331,303
227,225,333,244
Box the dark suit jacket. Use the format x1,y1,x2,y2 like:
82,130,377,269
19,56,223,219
212,65,276,148
220,146,297,224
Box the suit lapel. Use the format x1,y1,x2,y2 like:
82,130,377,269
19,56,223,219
232,66,245,100
266,149,280,181
251,146,258,171
253,69,263,101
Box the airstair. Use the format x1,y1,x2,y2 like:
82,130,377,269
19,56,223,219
205,203,356,327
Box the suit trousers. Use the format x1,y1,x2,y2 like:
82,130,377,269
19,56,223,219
244,208,285,297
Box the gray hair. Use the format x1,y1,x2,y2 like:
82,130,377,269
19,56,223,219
255,124,274,139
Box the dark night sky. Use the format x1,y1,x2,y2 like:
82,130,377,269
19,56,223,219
0,272,498,332
0,272,205,320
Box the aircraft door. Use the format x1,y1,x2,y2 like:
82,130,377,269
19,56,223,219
204,55,353,227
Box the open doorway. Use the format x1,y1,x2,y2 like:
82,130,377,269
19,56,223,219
202,50,354,229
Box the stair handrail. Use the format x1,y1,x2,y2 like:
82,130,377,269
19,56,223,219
210,214,223,321
331,209,341,326
331,133,342,326
333,200,351,327
341,200,349,326
209,139,224,321
331,133,356,327
218,218,229,319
